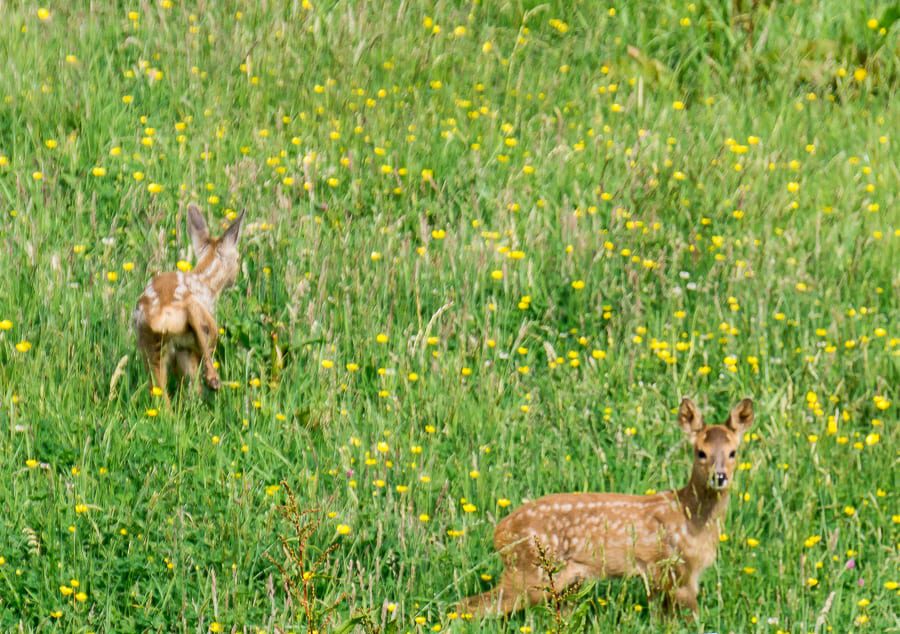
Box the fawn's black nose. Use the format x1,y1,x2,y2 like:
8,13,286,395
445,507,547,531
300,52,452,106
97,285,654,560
714,472,728,488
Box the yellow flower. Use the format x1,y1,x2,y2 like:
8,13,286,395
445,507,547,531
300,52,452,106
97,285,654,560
176,260,192,272
672,100,685,110
571,280,585,290
853,67,867,82
210,623,223,633
37,8,51,20
15,341,32,353
806,577,818,588
336,524,351,535
75,504,88,514
321,359,334,369
746,538,759,548
0,319,12,330
106,271,118,282
91,166,106,177
147,183,163,194
497,498,511,508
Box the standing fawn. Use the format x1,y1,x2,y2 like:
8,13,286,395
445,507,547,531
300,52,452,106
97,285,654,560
460,397,754,618
133,204,245,400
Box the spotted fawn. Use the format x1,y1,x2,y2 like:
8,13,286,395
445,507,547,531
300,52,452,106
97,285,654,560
460,397,754,618
133,204,244,400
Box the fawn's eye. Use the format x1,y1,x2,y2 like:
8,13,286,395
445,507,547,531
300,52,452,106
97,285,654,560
729,450,736,458
697,450,707,459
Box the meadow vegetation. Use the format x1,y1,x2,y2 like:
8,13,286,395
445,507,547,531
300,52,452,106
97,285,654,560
0,1,897,632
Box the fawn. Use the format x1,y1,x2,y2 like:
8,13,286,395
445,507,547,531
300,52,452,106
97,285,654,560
133,204,245,400
460,397,754,618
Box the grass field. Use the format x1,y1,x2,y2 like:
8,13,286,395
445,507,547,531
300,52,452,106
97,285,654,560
0,1,898,632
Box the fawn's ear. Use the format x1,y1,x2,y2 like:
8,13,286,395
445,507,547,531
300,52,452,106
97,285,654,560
187,204,210,254
726,398,754,438
678,398,704,441
221,210,245,248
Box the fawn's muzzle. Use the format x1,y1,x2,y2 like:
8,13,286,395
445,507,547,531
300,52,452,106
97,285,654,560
711,472,729,489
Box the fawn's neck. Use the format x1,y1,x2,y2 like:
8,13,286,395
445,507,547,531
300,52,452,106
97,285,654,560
190,250,228,297
675,471,730,529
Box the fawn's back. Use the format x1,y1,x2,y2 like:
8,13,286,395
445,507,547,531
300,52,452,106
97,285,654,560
494,490,713,581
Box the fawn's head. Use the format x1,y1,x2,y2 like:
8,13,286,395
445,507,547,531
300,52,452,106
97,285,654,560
679,398,754,491
187,203,245,289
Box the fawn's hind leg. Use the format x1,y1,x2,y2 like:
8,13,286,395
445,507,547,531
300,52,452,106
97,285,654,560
175,349,202,395
185,301,220,390
138,327,170,404
459,570,544,617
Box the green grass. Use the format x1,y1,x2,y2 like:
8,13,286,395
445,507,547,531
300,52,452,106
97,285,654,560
0,1,897,632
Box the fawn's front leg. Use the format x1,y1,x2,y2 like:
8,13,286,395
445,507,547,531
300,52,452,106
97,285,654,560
661,582,698,621
185,301,220,390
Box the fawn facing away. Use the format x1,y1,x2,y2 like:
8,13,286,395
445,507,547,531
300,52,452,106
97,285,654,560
133,204,245,400
460,397,754,618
